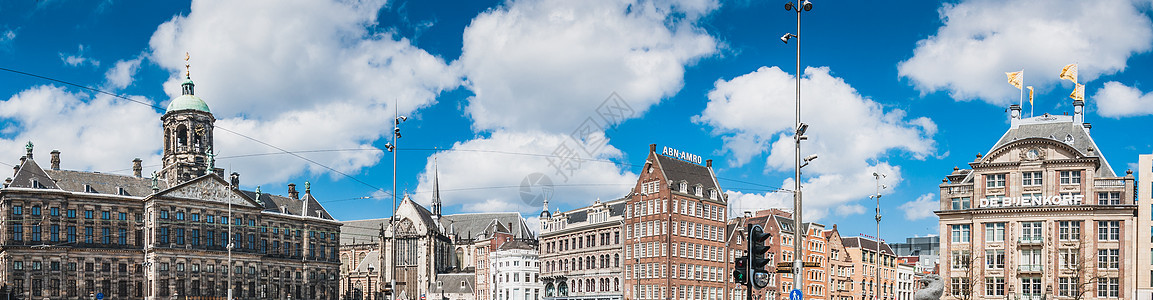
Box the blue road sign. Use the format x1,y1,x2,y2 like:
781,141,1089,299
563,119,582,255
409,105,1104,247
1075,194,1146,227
790,289,803,300
96,292,105,300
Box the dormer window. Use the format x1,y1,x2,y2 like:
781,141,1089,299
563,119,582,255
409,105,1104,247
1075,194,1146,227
708,189,718,200
694,184,703,197
31,179,44,189
679,181,687,193
84,184,96,193
117,187,129,196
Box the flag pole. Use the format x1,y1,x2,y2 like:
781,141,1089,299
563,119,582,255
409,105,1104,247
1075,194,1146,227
1019,69,1024,109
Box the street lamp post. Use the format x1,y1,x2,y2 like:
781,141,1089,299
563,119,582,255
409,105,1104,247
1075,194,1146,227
781,0,813,296
368,264,375,300
385,104,407,300
870,172,886,300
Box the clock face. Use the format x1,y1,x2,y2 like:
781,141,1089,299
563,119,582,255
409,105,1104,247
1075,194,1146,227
1026,149,1039,160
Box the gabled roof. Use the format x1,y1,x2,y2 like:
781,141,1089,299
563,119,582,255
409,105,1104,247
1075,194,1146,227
653,154,722,200
9,158,60,190
240,190,334,220
442,212,534,239
842,236,895,256
497,239,537,251
353,250,380,272
987,115,1116,177
431,273,475,294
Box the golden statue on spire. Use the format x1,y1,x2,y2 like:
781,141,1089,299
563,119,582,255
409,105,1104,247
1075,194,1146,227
185,52,191,78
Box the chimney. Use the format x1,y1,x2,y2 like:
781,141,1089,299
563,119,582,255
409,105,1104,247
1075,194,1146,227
649,144,656,153
132,158,142,177
1073,100,1085,124
50,150,60,170
4,177,11,188
288,183,299,199
230,172,240,187
706,159,712,168
1083,122,1092,135
1009,104,1022,128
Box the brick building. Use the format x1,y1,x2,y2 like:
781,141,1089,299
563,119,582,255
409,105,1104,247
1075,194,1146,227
841,237,897,300
622,144,728,300
0,73,341,299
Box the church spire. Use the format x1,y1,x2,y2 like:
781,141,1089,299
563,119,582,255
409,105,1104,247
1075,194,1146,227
431,156,442,218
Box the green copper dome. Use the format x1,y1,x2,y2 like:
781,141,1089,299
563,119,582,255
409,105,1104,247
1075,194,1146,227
166,94,210,113
166,77,210,113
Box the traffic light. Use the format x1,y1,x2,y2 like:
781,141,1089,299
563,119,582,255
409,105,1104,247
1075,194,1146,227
732,255,749,286
747,224,773,289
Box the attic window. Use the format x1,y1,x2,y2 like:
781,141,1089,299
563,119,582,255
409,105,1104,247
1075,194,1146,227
32,179,44,189
708,189,717,200
117,187,129,196
679,181,687,193
437,281,443,288
694,184,703,197
84,184,97,193
461,280,466,288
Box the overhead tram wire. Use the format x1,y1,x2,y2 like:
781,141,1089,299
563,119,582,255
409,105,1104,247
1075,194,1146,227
0,67,784,200
0,66,394,199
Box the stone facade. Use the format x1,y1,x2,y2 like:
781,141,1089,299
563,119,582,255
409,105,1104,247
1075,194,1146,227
936,104,1136,299
488,240,543,300
1139,154,1153,300
0,74,341,300
539,198,625,300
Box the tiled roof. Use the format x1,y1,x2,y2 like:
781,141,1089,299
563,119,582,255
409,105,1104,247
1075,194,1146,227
989,116,1116,177
43,168,167,196
442,212,533,239
341,218,388,245
654,154,721,198
841,236,895,256
431,273,475,294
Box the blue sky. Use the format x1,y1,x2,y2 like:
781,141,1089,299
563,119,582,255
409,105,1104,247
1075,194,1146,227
2,0,1152,243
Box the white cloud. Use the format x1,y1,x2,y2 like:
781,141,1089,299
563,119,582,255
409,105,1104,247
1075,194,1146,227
410,0,719,215
147,0,460,185
725,190,791,217
410,130,637,215
1094,81,1153,117
0,29,15,50
835,204,866,216
696,66,934,219
899,193,939,221
898,0,1153,104
104,57,143,90
0,85,162,174
59,44,100,68
458,0,718,133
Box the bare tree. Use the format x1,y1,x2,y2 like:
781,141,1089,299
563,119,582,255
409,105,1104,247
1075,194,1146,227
947,245,979,300
1065,239,1102,300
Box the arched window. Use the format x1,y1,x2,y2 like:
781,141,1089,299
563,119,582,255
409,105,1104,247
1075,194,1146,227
614,254,620,267
614,278,619,291
176,125,188,147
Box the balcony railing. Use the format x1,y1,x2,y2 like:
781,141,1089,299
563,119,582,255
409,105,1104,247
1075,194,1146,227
1018,264,1042,272
1094,179,1127,187
1018,236,1043,245
945,185,973,195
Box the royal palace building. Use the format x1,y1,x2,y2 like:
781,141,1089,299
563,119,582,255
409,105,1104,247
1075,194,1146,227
936,103,1136,299
0,73,342,299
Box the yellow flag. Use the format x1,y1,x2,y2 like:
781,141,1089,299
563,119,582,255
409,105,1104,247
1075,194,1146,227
1070,83,1084,101
1027,86,1034,106
1059,63,1078,83
1006,70,1023,89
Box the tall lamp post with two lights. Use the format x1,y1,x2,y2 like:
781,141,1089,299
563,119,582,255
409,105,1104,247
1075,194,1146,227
781,0,813,297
